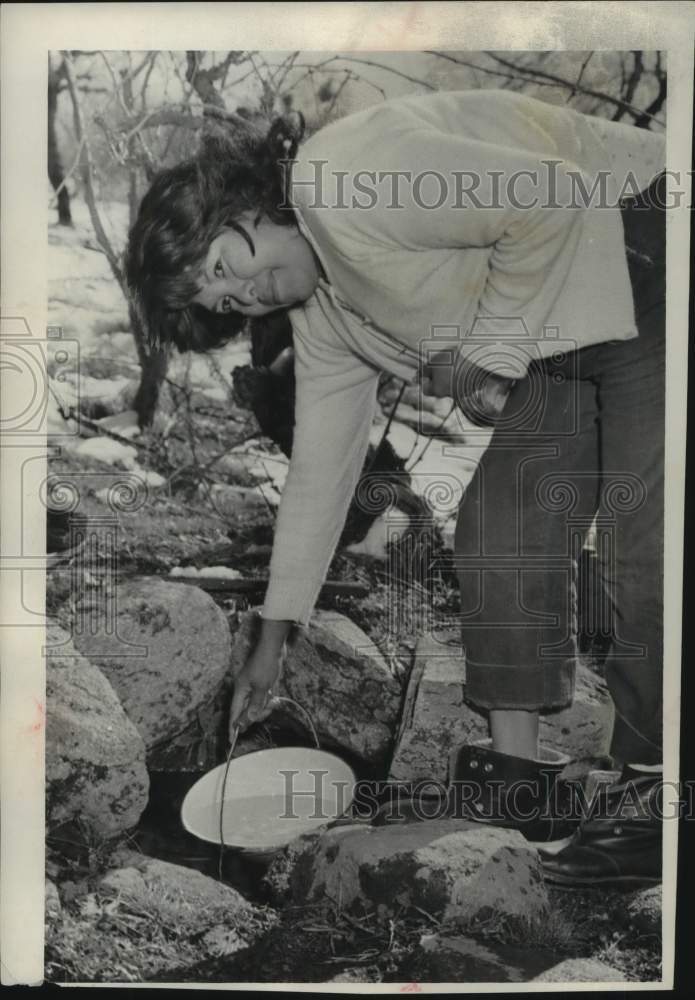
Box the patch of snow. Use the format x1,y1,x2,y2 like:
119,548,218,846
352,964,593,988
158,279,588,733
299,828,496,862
197,385,229,404
440,515,457,551
372,421,419,461
96,410,141,439
198,566,242,579
76,437,138,470
48,377,79,411
72,374,132,400
169,565,242,580
244,452,289,493
255,483,281,507
346,507,412,560
46,392,80,438
139,469,166,489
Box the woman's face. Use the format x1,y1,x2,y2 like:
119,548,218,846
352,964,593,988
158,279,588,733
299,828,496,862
193,213,320,318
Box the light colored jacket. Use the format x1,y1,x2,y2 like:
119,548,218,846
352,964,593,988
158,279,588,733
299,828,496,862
261,89,665,624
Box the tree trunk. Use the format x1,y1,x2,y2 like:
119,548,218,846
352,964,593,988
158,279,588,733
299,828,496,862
48,58,72,226
123,68,170,428
129,302,170,428
133,347,170,428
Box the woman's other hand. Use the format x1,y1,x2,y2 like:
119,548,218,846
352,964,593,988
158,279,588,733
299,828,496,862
422,350,516,427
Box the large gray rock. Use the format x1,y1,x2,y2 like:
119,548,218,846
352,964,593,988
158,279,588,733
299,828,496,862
389,636,614,783
265,820,548,924
231,609,402,763
73,578,232,760
99,850,273,954
46,622,149,836
101,852,252,916
533,957,626,982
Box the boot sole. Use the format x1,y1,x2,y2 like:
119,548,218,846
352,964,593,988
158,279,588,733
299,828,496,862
542,870,662,889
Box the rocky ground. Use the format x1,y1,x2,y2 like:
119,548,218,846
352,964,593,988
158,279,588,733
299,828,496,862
43,203,663,986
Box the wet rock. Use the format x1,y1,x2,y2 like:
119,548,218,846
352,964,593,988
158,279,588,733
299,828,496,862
46,622,149,837
266,820,548,924
533,957,626,982
416,933,556,982
73,578,232,762
625,885,662,935
231,609,401,764
388,632,487,784
539,658,614,761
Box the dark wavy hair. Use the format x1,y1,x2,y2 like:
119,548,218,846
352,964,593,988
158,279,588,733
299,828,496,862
124,113,304,353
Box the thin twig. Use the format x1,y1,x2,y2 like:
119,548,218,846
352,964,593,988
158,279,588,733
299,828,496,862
567,52,594,101
427,49,665,127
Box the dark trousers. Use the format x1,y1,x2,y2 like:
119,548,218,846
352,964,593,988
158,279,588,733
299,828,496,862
455,175,665,766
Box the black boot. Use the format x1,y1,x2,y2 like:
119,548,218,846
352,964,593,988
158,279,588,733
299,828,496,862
446,739,576,842
538,771,663,888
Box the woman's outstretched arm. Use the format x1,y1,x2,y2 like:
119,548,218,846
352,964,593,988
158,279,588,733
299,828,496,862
230,305,379,730
261,303,381,624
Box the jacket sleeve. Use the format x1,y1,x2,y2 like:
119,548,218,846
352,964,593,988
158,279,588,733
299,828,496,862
315,123,589,378
261,305,380,625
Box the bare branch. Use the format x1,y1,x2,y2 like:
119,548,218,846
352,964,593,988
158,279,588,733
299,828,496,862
427,50,664,128
272,51,300,92
632,51,667,128
484,52,665,127
567,52,593,102
140,51,159,110
336,55,436,91
98,50,129,116
612,50,643,120
185,50,228,109
291,61,387,100
425,50,540,85
111,105,203,138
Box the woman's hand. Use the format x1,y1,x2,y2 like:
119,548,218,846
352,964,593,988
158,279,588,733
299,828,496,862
422,350,516,427
228,617,293,740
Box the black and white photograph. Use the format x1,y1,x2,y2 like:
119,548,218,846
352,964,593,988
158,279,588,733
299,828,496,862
1,1,693,990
